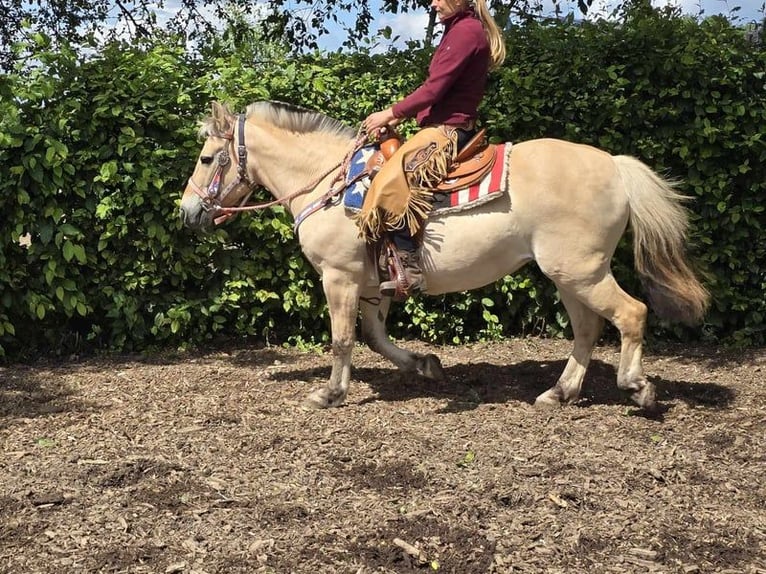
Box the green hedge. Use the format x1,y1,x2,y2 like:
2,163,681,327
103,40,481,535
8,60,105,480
0,12,764,360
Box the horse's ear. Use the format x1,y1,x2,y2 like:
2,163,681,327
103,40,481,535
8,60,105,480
211,101,235,134
211,101,229,121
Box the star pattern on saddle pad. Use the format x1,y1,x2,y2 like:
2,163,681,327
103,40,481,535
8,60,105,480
347,146,376,197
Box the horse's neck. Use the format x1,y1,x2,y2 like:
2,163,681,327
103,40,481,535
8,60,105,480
251,125,353,216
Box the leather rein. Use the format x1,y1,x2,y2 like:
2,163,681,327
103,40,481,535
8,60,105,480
187,114,367,227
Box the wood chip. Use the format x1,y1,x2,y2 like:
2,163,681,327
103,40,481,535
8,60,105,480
647,467,665,481
547,492,569,508
403,508,433,519
248,538,274,554
181,538,201,553
178,426,205,434
629,547,658,560
30,492,66,507
117,516,128,532
393,537,427,564
7,451,30,459
623,555,660,569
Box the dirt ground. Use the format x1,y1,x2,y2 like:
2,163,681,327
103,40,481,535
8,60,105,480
1,337,765,574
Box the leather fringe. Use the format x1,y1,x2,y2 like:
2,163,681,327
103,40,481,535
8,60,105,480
355,127,457,240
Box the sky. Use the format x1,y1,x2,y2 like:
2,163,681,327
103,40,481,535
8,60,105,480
141,0,764,51
371,0,766,45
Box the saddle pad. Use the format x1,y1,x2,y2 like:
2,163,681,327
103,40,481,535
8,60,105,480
343,143,511,215
343,145,378,210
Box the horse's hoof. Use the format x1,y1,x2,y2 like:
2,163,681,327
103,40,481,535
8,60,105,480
418,353,446,382
534,389,563,409
631,383,658,412
303,387,346,409
303,396,328,410
303,388,331,409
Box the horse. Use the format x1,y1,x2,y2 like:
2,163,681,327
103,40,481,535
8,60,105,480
180,101,709,412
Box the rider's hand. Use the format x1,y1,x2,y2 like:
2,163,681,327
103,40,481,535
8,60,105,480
363,108,398,137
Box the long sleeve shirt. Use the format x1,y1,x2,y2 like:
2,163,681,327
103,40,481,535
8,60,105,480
391,8,490,127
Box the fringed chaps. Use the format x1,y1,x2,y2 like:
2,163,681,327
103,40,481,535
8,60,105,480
356,126,458,242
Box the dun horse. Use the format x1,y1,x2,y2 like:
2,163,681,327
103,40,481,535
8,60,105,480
180,101,709,412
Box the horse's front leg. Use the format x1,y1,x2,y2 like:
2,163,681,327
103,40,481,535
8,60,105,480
304,269,362,409
359,291,446,381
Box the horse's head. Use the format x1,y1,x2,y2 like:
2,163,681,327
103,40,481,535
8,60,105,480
180,102,257,231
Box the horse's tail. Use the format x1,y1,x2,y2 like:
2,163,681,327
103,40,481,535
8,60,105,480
614,155,710,325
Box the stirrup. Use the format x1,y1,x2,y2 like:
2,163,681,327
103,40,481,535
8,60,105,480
379,246,425,299
379,275,425,299
379,280,399,298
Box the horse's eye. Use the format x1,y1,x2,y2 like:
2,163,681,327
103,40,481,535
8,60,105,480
200,156,214,165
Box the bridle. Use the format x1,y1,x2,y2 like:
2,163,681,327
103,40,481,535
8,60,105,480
186,114,255,222
187,112,369,228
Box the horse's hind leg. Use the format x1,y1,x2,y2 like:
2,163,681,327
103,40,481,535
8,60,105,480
535,288,604,407
543,272,655,411
359,292,446,381
586,276,654,410
304,269,361,409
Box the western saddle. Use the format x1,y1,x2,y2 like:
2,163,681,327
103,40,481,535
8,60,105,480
365,127,496,192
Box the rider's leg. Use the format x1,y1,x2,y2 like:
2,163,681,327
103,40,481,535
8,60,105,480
377,127,476,298
379,226,426,297
456,127,476,150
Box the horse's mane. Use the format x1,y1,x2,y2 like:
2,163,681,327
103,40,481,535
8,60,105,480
245,101,356,139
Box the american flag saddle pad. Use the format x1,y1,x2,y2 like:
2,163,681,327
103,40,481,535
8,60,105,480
343,143,512,215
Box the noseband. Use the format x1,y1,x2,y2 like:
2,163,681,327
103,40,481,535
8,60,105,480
187,114,254,215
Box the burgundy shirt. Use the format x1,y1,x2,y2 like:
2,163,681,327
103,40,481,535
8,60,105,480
392,8,490,127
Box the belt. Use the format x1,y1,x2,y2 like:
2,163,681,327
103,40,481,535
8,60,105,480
425,119,478,132
452,119,477,131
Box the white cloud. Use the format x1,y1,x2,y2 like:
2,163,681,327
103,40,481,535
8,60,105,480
557,0,764,21
377,10,431,45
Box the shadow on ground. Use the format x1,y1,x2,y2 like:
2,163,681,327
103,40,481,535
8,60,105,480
0,371,89,429
270,358,735,415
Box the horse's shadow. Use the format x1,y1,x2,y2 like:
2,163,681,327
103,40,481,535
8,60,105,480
0,371,90,429
272,358,735,416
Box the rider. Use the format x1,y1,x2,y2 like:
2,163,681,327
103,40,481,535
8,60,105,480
359,0,506,297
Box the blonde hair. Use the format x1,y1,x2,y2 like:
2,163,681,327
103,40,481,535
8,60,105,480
472,0,507,70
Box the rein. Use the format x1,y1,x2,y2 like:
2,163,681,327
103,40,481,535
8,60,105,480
189,113,368,228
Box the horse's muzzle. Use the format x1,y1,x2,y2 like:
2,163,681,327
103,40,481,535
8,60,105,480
179,199,212,231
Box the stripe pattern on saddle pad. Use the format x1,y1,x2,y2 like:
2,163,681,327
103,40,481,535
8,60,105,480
430,143,511,214
343,142,511,215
